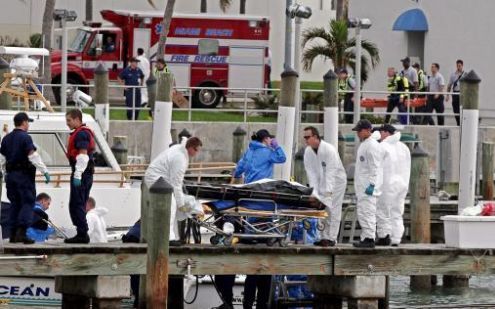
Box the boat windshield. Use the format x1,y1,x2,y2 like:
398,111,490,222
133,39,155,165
69,30,92,52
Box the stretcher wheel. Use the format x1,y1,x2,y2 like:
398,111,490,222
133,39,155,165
302,219,312,231
317,220,326,232
210,235,222,245
266,238,278,247
223,235,234,246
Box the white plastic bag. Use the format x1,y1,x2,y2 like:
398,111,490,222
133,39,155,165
177,194,204,221
460,202,483,216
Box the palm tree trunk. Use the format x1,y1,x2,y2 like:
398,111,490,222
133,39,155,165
42,0,56,102
240,0,247,14
157,0,176,60
201,0,207,13
336,0,348,21
85,0,93,21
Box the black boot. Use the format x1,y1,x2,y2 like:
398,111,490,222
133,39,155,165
64,233,90,244
375,235,391,246
9,228,17,243
15,227,35,244
353,238,375,248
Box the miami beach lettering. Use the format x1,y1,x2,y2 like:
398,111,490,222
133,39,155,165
0,284,50,297
170,55,228,64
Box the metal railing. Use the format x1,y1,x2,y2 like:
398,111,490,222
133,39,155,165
17,83,475,125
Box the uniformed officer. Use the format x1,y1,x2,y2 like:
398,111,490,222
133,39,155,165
385,67,409,124
338,68,356,124
0,112,50,244
64,109,95,244
118,58,145,120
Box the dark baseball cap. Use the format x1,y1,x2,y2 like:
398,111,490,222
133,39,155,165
373,124,396,134
401,57,410,63
256,129,275,140
352,119,373,131
13,112,33,125
339,68,348,74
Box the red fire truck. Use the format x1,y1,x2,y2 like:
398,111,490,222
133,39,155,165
50,10,270,108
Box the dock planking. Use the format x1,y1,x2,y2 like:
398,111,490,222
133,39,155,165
0,243,494,277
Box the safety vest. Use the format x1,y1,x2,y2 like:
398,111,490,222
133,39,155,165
388,74,409,98
338,75,354,100
417,69,427,91
154,66,170,78
67,125,95,162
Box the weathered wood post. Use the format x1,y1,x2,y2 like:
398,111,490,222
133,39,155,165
0,58,11,110
138,182,150,309
409,145,431,291
111,136,128,165
232,126,247,163
146,72,157,118
274,69,298,180
94,64,109,138
146,177,173,307
482,142,494,200
150,72,174,161
323,69,339,148
458,70,481,213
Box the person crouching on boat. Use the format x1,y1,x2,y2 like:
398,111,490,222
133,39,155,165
0,112,51,244
225,129,285,309
65,109,96,244
27,193,55,242
303,126,347,247
144,136,202,246
86,197,108,243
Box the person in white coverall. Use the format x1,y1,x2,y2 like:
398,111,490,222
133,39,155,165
303,126,347,247
85,196,108,243
352,119,384,248
136,48,150,106
144,137,202,245
375,124,411,246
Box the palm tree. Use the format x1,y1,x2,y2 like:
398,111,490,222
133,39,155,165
301,19,380,82
336,0,348,21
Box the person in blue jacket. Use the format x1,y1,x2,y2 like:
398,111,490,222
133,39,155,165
27,193,55,242
214,129,285,309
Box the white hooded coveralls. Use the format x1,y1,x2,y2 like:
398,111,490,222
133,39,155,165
354,136,383,241
136,54,150,104
376,132,411,244
304,140,347,241
144,143,189,241
87,207,109,243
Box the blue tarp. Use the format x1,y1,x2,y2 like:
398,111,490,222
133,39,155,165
393,8,428,31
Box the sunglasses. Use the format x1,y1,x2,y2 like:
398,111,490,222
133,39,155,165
303,135,313,140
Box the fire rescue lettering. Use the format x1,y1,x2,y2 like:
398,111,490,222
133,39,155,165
173,27,233,37
170,55,228,64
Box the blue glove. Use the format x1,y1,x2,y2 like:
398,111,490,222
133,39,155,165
270,138,279,148
365,184,375,196
72,178,82,187
44,172,50,184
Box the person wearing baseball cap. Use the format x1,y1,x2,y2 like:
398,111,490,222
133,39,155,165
118,57,145,120
0,112,51,244
338,68,357,124
374,124,411,247
352,118,384,248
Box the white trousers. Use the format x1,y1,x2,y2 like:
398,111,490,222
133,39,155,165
320,183,346,242
356,194,377,241
376,188,407,243
169,196,179,241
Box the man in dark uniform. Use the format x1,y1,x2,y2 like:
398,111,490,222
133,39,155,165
0,112,50,244
64,109,95,244
118,57,144,120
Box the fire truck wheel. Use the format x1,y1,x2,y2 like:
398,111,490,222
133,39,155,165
193,86,221,108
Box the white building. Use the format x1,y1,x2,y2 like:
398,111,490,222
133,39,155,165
1,0,336,82
350,0,494,118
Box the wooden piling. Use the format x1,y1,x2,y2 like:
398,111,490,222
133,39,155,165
409,145,431,291
279,69,298,108
0,58,11,110
138,183,150,309
145,177,173,308
232,126,246,163
156,72,174,103
323,69,339,148
481,142,494,200
94,64,108,104
111,136,128,165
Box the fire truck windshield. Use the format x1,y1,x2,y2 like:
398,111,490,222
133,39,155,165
69,30,92,52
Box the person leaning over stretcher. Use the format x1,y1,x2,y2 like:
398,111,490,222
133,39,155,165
213,129,286,309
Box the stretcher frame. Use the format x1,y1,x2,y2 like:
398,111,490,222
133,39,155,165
192,198,328,247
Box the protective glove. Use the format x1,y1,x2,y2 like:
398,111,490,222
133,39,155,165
72,178,82,187
44,172,51,184
365,184,375,196
270,138,279,148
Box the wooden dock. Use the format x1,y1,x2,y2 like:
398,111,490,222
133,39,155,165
1,243,494,277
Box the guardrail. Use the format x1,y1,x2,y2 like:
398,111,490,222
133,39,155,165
12,83,472,125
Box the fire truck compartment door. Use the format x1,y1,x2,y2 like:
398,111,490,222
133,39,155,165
228,47,264,90
133,28,151,56
167,63,190,88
